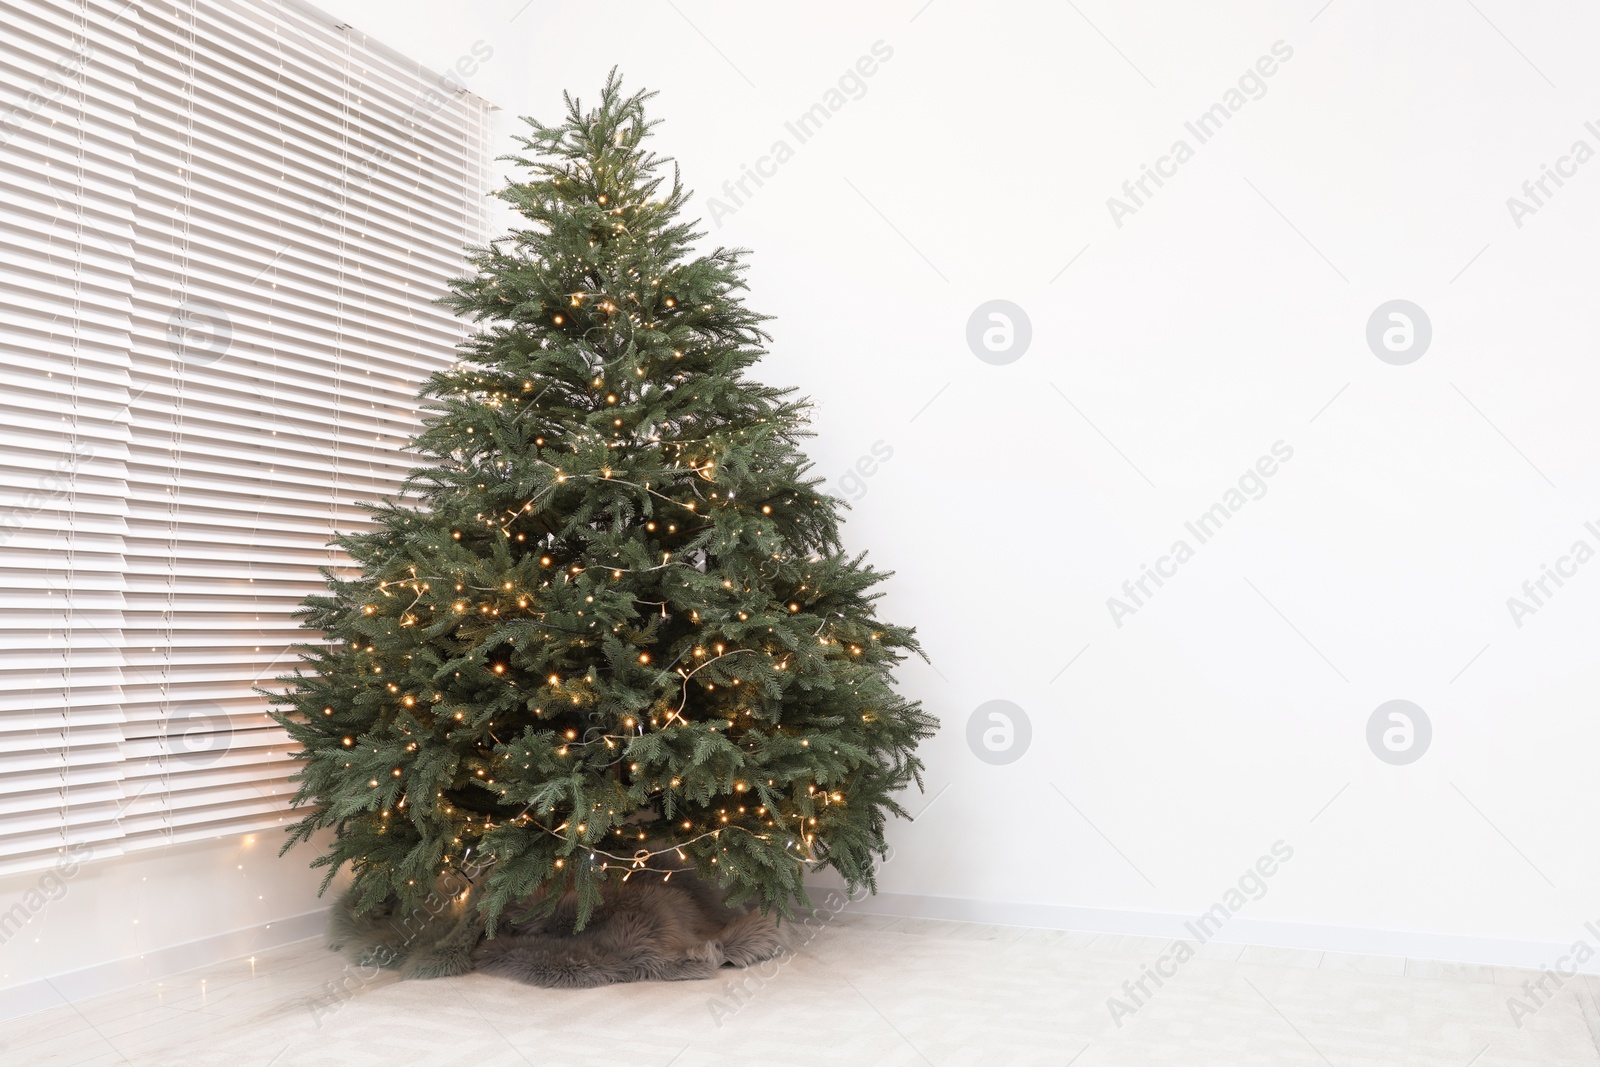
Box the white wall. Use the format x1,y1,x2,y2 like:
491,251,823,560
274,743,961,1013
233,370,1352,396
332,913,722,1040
0,832,336,1003
318,0,1599,957
19,0,1599,985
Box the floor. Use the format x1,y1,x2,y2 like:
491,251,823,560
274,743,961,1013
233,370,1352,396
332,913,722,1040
3,914,1598,1066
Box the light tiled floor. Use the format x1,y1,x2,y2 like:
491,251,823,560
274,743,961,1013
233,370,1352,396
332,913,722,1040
3,914,1598,1066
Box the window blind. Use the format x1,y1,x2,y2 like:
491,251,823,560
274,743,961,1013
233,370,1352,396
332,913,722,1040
0,0,139,879
0,0,492,874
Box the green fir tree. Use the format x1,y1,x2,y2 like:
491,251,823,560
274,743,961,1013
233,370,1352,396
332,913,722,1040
270,73,936,932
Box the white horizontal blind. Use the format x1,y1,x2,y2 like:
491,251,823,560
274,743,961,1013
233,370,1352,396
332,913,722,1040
0,0,140,877
0,0,491,870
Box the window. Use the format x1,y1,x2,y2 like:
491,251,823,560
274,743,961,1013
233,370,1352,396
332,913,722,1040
0,0,492,875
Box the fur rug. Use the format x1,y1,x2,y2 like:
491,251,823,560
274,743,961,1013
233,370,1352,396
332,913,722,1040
327,867,788,989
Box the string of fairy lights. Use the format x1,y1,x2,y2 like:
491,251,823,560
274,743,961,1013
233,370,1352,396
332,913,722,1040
328,423,885,884
292,91,918,906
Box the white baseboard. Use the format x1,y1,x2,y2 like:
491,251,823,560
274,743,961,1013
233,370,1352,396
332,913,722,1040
804,884,1600,975
0,908,329,1024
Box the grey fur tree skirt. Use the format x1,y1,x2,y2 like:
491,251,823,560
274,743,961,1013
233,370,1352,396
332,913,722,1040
326,868,790,990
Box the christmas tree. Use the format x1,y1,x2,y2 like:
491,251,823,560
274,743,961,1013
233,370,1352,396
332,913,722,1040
270,73,936,933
